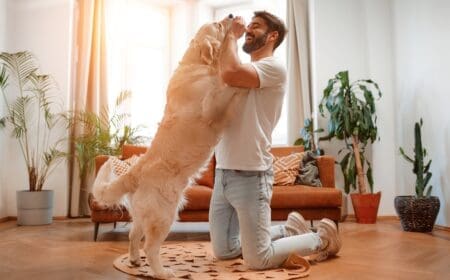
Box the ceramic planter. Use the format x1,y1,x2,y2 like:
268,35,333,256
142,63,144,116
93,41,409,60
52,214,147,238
16,190,54,226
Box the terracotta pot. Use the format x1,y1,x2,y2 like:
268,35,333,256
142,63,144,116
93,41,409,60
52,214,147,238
350,192,381,224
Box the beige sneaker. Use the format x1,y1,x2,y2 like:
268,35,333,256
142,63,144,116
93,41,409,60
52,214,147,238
310,218,342,262
285,212,312,236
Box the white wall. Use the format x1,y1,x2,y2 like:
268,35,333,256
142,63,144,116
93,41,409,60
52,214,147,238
0,0,7,219
310,0,378,215
392,0,450,227
2,0,73,218
311,0,449,226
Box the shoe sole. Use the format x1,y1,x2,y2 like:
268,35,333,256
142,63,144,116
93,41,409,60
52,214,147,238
318,218,341,256
287,212,311,235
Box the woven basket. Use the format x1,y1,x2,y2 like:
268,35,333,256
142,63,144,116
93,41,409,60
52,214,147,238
394,195,440,232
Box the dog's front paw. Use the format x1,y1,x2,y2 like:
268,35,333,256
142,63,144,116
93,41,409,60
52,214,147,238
154,268,175,279
129,258,141,267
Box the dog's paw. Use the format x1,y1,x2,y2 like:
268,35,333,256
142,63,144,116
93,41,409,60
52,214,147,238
129,258,141,267
154,268,175,279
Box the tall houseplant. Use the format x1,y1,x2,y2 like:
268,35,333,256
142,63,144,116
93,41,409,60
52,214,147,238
395,119,440,232
0,51,67,225
66,91,148,199
319,70,382,223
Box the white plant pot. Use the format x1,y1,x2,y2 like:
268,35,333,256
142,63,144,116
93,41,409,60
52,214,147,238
16,190,54,226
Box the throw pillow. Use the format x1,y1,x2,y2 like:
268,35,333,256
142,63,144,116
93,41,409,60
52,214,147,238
110,155,140,176
295,151,322,187
273,153,304,186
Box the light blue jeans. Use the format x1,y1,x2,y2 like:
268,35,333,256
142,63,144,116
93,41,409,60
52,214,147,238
209,168,322,270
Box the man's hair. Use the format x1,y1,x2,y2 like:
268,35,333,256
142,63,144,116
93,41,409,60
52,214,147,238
253,11,287,50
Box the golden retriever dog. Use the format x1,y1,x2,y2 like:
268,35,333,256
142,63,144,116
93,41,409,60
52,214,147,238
93,15,245,279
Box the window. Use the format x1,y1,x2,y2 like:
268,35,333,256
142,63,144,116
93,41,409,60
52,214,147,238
106,0,171,137
105,0,287,144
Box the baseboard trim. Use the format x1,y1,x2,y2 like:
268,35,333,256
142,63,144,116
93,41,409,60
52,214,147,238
0,216,69,223
435,225,450,232
345,215,399,222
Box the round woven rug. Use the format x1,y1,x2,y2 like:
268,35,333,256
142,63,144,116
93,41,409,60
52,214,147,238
113,242,310,279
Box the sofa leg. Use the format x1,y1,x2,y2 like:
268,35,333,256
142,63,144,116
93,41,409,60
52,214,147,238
113,222,117,229
94,222,100,242
310,220,314,227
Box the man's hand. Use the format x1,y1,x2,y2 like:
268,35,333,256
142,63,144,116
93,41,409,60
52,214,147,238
230,16,246,39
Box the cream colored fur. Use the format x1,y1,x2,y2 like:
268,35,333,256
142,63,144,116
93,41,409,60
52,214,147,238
93,17,245,279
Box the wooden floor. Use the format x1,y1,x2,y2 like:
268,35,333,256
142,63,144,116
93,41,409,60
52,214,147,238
0,218,449,280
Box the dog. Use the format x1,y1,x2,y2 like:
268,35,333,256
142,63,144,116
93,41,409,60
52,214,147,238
93,15,245,279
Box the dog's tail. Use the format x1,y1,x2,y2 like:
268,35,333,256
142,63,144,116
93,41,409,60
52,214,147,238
92,159,137,206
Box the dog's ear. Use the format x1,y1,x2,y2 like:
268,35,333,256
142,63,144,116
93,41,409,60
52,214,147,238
200,36,220,65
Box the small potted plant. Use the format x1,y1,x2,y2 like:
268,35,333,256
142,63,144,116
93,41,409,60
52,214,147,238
0,51,67,225
294,118,325,155
396,119,440,232
319,70,382,223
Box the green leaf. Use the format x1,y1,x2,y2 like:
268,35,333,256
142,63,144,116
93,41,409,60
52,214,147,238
294,138,304,146
425,185,433,197
399,147,414,163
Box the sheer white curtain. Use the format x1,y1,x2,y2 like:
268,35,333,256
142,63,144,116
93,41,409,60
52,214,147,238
286,0,312,144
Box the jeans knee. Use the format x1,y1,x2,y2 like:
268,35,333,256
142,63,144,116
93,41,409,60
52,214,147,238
212,245,241,260
245,256,270,270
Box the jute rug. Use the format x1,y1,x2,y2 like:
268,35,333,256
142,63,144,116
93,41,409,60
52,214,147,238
113,242,310,279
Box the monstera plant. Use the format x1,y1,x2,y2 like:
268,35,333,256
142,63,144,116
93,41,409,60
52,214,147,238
319,70,382,223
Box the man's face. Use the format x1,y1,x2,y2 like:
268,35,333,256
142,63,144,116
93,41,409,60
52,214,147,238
243,17,269,54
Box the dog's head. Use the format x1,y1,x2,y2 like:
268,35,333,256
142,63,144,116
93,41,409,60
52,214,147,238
182,14,234,66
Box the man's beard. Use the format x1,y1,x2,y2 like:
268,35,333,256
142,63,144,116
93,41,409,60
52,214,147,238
243,32,268,54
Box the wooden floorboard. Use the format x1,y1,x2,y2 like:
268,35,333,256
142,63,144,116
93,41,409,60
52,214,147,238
0,219,449,279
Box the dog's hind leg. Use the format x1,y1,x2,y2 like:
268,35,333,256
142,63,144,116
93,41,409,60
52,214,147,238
128,221,144,266
143,220,174,279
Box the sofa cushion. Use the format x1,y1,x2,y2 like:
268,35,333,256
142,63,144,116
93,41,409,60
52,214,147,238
271,185,342,208
194,156,215,188
273,153,304,185
122,144,147,159
183,185,212,210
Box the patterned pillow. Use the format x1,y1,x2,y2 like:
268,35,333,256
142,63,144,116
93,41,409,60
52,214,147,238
272,153,304,185
110,155,140,176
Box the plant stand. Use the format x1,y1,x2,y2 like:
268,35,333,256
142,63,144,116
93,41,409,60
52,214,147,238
394,195,440,232
350,192,381,224
16,190,54,226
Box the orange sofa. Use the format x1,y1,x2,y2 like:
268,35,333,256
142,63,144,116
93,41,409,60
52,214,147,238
89,145,342,240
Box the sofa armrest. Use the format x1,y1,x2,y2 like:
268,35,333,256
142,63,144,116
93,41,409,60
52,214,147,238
317,155,335,188
95,155,110,175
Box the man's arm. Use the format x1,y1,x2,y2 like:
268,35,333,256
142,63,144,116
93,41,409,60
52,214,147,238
219,18,259,88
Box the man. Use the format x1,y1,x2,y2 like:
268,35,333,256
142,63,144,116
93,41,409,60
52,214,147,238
209,11,342,269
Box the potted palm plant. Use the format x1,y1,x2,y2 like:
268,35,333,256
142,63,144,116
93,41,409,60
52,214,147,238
396,119,440,232
0,51,67,225
319,70,382,223
66,90,148,203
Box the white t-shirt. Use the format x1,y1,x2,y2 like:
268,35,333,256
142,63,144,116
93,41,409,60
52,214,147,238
215,56,286,171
